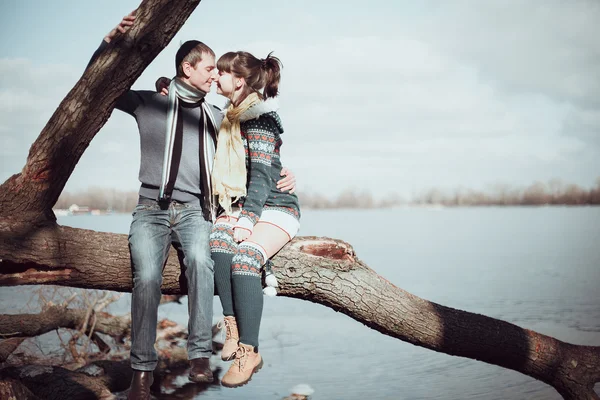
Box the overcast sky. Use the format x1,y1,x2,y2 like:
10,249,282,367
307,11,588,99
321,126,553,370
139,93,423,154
1,0,598,198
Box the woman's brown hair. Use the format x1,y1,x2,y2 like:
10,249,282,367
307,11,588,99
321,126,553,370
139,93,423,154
217,51,282,100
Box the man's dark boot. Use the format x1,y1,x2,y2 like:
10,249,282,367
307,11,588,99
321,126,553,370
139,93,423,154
189,357,214,383
127,370,154,400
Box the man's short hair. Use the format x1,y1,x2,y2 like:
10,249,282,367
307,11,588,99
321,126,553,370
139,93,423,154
175,40,215,77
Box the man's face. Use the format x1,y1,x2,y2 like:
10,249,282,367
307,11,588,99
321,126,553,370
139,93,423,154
183,53,218,93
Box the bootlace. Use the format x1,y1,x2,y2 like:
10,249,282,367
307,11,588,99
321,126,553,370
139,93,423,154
233,345,249,371
223,317,238,340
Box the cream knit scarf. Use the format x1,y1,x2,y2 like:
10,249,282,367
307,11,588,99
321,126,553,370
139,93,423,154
212,92,261,214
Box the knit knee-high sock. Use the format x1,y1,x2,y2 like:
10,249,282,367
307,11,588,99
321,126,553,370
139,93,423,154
212,252,235,316
210,223,237,317
232,242,266,349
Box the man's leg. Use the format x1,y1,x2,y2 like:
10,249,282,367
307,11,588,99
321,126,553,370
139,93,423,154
128,204,172,372
172,205,214,382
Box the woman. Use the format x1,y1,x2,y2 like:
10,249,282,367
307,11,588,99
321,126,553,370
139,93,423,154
210,50,301,388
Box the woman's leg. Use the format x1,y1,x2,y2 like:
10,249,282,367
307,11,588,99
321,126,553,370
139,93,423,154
210,216,238,316
232,222,291,348
222,222,291,387
210,216,241,361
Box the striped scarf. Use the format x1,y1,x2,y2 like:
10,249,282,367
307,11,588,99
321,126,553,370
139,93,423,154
158,78,215,204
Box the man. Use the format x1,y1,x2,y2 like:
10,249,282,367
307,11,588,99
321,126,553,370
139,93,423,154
89,13,296,400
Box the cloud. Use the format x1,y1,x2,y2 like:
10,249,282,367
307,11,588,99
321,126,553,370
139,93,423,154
223,1,599,194
1,0,598,197
562,108,600,146
222,31,593,193
422,0,600,108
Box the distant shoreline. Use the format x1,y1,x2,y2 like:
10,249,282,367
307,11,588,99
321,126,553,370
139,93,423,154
54,178,600,213
53,202,600,216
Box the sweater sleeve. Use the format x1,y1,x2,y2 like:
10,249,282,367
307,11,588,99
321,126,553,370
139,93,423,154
87,40,143,116
235,118,278,233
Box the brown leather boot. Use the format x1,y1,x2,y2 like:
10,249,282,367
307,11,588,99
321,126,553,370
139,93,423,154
220,316,239,361
221,343,264,388
189,357,214,383
127,370,153,400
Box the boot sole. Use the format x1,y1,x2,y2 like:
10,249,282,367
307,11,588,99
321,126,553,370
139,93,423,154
221,358,264,388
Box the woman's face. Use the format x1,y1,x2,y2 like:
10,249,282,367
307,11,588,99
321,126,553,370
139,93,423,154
216,70,236,97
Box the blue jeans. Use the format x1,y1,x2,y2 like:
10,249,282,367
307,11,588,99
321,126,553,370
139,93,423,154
128,198,214,371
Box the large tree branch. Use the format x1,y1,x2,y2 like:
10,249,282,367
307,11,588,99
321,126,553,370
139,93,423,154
0,0,201,223
0,226,599,399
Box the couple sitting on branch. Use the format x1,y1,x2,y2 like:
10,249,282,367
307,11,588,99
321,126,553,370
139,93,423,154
89,11,301,399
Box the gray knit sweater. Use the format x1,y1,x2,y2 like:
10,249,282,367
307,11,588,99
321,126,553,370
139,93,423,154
114,90,222,203
89,41,223,211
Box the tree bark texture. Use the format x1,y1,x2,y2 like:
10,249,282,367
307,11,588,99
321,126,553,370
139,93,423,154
0,0,201,223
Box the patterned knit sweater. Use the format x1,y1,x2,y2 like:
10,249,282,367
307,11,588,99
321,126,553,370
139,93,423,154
232,99,301,232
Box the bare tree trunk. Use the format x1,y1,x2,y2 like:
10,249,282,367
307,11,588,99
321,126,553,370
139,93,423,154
0,0,201,224
0,0,598,399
